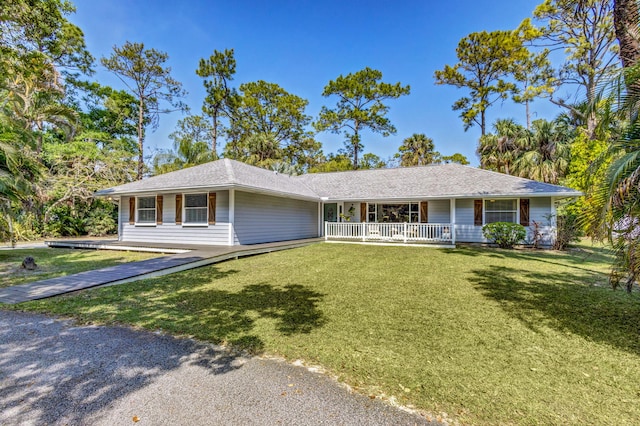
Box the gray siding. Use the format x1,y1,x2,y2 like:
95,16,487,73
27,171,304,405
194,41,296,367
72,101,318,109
234,191,319,244
527,197,554,245
428,200,450,223
454,197,555,244
119,191,231,246
454,199,483,242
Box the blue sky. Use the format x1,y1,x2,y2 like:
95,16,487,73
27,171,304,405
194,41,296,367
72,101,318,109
70,0,564,166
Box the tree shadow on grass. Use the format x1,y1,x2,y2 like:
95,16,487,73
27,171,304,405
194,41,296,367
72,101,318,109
468,265,640,355
138,281,326,353
1,266,327,424
48,267,327,354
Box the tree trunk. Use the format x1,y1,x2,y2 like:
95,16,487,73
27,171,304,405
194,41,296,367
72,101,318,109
137,97,145,180
211,112,218,155
614,0,640,68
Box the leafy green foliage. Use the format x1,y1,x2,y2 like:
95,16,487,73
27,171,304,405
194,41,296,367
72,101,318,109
315,67,410,169
519,0,618,135
551,209,582,250
223,80,318,172
478,118,527,175
197,48,237,154
84,201,117,236
101,41,186,179
440,153,469,165
434,30,528,135
153,115,216,174
482,222,527,248
395,133,440,166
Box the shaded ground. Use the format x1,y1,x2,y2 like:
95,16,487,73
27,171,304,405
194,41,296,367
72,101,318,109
0,310,436,425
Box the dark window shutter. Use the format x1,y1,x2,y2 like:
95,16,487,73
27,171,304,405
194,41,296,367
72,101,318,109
175,194,182,224
420,201,428,223
360,203,367,222
520,199,530,226
156,195,163,224
129,197,135,224
208,192,216,225
474,200,483,226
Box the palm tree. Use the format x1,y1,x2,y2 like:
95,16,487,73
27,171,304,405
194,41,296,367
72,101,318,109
477,119,527,175
589,62,640,291
396,133,439,166
513,119,571,184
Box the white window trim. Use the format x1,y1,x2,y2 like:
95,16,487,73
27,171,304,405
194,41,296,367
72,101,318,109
483,198,520,225
182,192,209,226
136,196,156,226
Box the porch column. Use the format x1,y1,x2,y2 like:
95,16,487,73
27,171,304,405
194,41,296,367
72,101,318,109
228,189,235,246
117,197,122,241
450,198,456,244
318,202,322,237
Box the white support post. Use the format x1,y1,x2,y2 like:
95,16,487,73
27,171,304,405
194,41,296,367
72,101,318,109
450,198,456,244
117,197,122,241
403,222,407,243
324,221,328,241
362,222,366,242
318,202,322,237
228,189,235,246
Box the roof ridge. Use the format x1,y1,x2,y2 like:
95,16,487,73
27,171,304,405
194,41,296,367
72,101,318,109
224,158,237,184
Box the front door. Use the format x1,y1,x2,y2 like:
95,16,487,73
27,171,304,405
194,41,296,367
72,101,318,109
323,203,338,222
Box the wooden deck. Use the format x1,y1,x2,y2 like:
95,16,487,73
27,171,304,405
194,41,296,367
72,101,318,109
0,239,321,304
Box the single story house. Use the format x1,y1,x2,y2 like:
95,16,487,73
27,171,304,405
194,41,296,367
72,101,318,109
95,158,581,247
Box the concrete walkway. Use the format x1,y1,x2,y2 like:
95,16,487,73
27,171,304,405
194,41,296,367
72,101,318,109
0,239,320,304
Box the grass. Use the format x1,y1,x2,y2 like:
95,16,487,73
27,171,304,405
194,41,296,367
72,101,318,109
9,242,640,425
0,248,159,289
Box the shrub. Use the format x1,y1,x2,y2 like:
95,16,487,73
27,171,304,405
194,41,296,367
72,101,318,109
551,211,582,251
482,222,527,249
84,207,117,236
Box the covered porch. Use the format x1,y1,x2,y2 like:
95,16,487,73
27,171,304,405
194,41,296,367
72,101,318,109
321,199,455,245
324,221,453,244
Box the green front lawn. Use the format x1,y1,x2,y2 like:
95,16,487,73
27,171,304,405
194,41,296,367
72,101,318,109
0,248,159,289
11,242,640,425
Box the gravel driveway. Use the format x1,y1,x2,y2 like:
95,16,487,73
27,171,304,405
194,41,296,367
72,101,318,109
0,310,439,425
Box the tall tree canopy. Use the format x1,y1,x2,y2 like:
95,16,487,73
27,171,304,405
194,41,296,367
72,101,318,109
434,30,529,136
478,118,527,175
396,133,440,166
153,115,215,175
315,67,410,169
519,0,618,136
224,80,317,171
196,48,237,154
101,41,185,180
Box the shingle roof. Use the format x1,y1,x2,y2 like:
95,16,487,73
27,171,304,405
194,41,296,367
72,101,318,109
96,159,581,200
95,159,319,200
295,163,582,200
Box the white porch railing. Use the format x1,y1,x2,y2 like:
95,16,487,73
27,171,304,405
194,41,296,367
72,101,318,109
324,222,453,243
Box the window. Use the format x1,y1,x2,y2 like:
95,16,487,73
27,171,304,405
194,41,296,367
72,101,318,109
368,203,377,222
184,193,208,224
485,199,517,224
137,196,156,223
373,203,419,223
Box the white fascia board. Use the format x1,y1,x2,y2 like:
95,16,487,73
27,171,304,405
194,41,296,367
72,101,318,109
321,192,582,202
96,183,321,202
